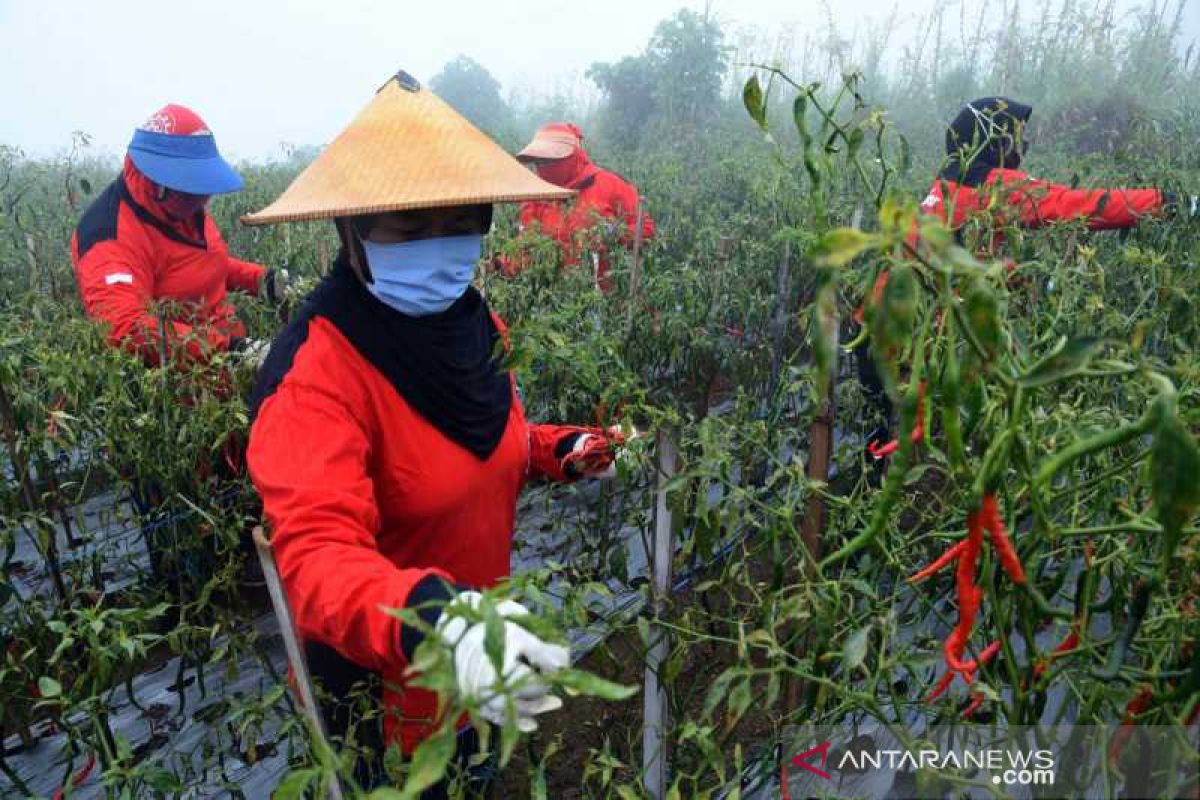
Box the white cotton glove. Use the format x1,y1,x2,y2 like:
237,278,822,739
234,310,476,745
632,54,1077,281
435,592,569,731
265,268,294,306
236,338,270,369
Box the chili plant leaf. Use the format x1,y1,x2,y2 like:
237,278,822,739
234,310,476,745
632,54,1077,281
1018,336,1106,387
37,676,61,698
847,127,865,159
143,767,183,792
793,94,811,148
483,601,505,674
743,75,767,132
401,727,457,798
963,279,1003,360
1151,410,1200,546
812,228,880,268
897,133,912,174
553,667,638,700
842,624,872,672
272,767,317,800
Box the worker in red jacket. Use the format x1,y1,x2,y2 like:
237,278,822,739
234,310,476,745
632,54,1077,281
71,104,277,366
859,96,1189,463
508,122,654,291
918,96,1174,239
243,72,628,792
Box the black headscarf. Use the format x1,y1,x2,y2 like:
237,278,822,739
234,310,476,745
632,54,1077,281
939,97,1034,187
251,253,512,460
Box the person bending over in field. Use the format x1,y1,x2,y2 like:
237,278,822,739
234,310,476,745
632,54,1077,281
857,96,1194,463
499,122,655,292
71,104,282,367
243,72,629,794
916,96,1192,243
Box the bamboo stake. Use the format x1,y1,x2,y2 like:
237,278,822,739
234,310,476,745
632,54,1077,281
643,428,676,799
252,526,344,800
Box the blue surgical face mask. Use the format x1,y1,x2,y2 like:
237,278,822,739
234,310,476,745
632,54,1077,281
361,234,483,316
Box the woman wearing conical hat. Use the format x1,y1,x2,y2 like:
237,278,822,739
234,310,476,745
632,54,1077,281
243,71,626,792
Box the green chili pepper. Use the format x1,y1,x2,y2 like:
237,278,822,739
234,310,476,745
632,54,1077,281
820,378,919,571
963,278,1003,361
940,314,965,470
1095,579,1153,680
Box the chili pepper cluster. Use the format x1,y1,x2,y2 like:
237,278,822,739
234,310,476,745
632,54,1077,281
909,493,1027,716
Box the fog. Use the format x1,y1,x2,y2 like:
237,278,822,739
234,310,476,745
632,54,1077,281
1,0,1195,161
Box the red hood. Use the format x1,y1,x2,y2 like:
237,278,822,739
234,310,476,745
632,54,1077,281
121,156,205,240
536,147,602,190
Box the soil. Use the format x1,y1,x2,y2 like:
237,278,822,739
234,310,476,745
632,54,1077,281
493,543,790,799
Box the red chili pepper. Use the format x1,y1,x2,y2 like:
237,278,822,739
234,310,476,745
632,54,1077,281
52,751,96,800
909,540,967,583
945,508,985,674
961,691,986,719
975,638,1003,667
909,380,927,444
870,382,926,459
981,494,1026,585
944,584,984,673
1033,622,1081,679
925,670,957,702
926,639,1001,702
1108,686,1153,765
868,438,900,459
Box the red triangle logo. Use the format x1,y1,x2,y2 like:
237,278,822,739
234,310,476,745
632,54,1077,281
791,740,833,780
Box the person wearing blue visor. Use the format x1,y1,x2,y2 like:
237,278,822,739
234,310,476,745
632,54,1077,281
71,104,284,367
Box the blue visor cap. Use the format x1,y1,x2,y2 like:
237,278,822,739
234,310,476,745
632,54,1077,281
127,129,244,195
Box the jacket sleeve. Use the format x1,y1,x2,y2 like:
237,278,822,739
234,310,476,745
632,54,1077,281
226,256,266,295
599,175,654,243
205,221,266,294
519,201,565,240
248,381,451,673
1002,175,1163,230
527,423,597,482
74,239,231,365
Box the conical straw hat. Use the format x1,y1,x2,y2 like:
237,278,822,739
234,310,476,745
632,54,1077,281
242,71,571,226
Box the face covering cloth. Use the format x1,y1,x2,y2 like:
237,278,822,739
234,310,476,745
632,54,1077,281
249,248,512,460
361,234,483,316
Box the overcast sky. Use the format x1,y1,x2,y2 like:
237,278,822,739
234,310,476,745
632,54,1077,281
1,0,1196,162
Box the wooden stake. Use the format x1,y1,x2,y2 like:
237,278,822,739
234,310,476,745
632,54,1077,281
643,428,676,799
252,527,344,800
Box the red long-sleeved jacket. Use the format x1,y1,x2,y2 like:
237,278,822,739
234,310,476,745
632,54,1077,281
919,167,1164,232
70,159,265,365
514,148,654,291
247,292,586,753
857,168,1166,323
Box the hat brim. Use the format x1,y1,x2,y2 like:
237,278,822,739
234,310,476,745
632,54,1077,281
240,78,574,226
516,139,576,161
128,149,244,195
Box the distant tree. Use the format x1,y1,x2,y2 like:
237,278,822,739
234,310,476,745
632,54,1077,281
587,9,729,147
645,9,729,126
430,56,511,136
586,56,658,147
